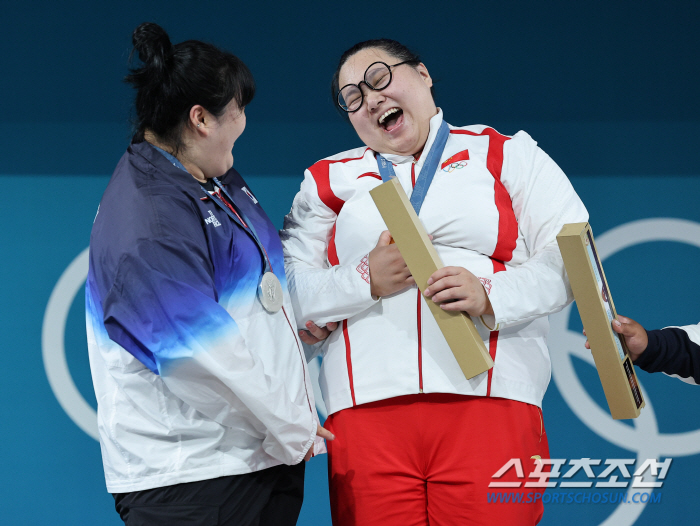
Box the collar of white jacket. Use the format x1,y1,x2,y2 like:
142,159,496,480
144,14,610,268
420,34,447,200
378,108,445,169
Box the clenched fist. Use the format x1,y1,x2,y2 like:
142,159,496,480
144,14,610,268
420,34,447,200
368,230,415,297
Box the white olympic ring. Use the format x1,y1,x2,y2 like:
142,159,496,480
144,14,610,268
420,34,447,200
41,247,98,440
308,357,328,419
550,217,700,525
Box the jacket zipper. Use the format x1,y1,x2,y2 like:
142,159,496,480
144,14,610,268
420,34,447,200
412,161,424,393
281,307,314,414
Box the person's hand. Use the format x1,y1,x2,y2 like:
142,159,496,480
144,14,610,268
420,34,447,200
423,266,494,317
584,315,648,362
368,230,415,297
299,321,338,345
304,424,336,461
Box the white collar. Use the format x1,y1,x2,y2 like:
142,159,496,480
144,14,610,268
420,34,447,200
377,109,445,167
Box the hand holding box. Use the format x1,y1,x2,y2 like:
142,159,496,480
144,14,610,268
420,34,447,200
557,223,645,420
370,178,493,380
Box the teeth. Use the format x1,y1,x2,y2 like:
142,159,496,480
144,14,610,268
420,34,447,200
378,108,400,124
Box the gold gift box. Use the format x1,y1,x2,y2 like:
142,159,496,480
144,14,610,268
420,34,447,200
370,178,493,380
557,223,645,419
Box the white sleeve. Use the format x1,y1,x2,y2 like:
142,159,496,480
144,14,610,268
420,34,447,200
485,131,589,329
679,323,700,345
674,323,700,385
281,170,378,336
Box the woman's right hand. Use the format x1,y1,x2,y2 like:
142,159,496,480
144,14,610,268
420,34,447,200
368,230,415,297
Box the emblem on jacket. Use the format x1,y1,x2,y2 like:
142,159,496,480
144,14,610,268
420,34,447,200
441,149,470,172
205,210,221,227
242,186,259,204
356,255,370,284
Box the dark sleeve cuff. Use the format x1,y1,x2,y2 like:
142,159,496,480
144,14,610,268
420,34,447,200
633,327,700,383
633,329,661,369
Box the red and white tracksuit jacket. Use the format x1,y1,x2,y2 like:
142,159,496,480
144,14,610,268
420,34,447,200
281,110,588,416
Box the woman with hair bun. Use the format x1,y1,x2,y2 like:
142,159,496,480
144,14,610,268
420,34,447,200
282,39,589,525
86,22,333,525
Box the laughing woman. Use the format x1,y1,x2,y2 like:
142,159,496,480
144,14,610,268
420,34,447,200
281,39,588,525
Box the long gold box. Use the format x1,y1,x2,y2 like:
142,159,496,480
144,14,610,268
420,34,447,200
557,222,645,419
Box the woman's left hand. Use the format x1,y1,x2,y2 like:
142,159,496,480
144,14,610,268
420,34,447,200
299,321,339,345
304,424,336,461
423,266,494,317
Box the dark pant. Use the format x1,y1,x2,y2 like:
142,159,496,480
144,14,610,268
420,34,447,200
113,462,305,526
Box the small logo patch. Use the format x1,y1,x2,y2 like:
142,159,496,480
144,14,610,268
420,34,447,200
441,149,470,172
356,255,370,284
205,210,221,227
242,186,258,204
479,277,492,294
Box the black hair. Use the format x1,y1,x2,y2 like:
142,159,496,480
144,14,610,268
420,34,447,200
125,22,255,153
330,39,434,118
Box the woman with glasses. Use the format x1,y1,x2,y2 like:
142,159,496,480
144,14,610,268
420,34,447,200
281,39,588,525
87,23,333,525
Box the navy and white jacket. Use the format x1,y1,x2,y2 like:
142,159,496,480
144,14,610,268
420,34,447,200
636,323,700,384
86,141,323,493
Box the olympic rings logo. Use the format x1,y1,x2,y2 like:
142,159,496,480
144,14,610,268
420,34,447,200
442,160,468,173
42,218,700,526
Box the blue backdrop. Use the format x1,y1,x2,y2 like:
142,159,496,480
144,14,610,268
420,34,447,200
1,1,699,525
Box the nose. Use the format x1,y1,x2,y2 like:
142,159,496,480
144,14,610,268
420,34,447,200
364,88,385,113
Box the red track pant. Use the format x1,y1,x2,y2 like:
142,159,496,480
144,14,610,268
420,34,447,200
325,394,549,526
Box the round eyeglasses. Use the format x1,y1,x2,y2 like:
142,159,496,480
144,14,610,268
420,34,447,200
337,61,411,113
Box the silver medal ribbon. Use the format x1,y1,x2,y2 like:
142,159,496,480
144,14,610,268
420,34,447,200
153,145,285,314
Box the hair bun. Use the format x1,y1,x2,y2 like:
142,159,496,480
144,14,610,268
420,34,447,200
131,22,173,74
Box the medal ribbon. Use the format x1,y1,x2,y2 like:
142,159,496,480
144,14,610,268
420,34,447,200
375,120,450,215
151,144,273,275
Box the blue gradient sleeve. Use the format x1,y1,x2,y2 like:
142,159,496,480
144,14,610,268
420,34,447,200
99,235,314,464
102,234,220,374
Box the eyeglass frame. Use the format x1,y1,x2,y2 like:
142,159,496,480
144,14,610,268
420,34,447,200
336,60,413,113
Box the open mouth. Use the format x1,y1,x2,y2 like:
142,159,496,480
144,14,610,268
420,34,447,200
378,107,404,132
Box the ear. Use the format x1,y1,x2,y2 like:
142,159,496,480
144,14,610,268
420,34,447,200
414,62,433,89
189,105,210,135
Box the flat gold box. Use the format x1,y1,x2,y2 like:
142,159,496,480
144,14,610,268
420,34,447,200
557,222,645,419
370,178,493,380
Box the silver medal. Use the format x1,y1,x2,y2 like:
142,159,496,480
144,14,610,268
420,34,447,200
258,272,284,313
